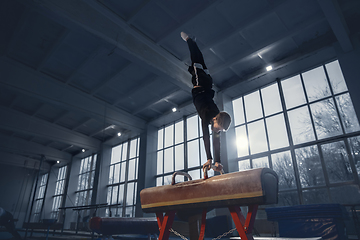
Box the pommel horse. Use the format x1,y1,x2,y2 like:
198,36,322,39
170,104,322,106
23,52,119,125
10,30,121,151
140,167,278,240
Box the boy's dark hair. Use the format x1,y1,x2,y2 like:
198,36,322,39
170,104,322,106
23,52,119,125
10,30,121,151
217,112,231,131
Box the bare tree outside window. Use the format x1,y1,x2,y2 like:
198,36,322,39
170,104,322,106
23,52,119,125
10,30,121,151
233,60,360,206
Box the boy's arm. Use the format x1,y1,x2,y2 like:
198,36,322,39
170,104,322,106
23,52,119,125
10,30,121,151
201,119,213,161
212,131,221,163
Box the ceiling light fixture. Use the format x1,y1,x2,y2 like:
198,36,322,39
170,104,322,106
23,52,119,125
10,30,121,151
266,65,273,71
172,107,177,112
117,132,122,137
82,149,85,152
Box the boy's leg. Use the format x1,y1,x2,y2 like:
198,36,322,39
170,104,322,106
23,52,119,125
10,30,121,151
181,32,207,70
187,38,207,70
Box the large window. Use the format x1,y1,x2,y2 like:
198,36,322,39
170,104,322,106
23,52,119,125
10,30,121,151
156,117,213,186
75,155,97,210
51,166,67,219
33,173,48,222
107,137,139,217
233,60,360,205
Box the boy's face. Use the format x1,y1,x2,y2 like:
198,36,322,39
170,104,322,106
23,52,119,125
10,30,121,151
212,121,224,133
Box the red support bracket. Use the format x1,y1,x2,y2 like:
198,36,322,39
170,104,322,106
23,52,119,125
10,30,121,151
198,208,207,240
156,210,176,240
228,205,258,240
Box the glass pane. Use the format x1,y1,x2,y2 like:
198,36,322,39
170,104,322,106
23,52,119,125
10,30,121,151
107,187,112,204
175,121,184,144
122,142,128,161
302,188,330,205
120,162,126,182
288,106,315,144
302,66,331,102
310,98,342,139
135,158,139,179
164,174,172,185
188,169,201,180
175,144,184,171
129,139,137,159
109,165,114,184
244,91,263,122
271,151,296,190
79,160,84,174
90,171,94,188
157,129,163,150
116,207,122,217
321,141,354,183
232,97,245,125
111,145,121,164
125,207,133,217
126,182,134,205
156,177,163,186
83,158,88,173
92,155,97,170
187,139,200,168
157,151,163,174
164,147,174,173
111,186,118,204
348,136,360,177
252,157,269,169
261,83,282,116
266,114,289,150
238,160,250,171
295,145,325,187
281,75,306,109
118,184,124,205
235,126,249,157
248,120,268,154
325,60,348,94
62,166,67,179
336,93,360,133
128,159,136,181
278,191,300,206
113,164,120,184
187,115,198,140
57,168,62,181
164,124,174,148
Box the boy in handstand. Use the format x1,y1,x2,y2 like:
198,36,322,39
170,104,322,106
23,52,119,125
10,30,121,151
181,32,231,173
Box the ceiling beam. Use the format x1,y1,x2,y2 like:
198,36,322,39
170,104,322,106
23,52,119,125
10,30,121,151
211,14,326,75
317,0,353,52
0,106,101,151
0,150,51,171
0,57,146,133
0,133,72,163
31,0,192,91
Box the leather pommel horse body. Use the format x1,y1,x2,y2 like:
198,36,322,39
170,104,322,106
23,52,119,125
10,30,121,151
140,168,278,240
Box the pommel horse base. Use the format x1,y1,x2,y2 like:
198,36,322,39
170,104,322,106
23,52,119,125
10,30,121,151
140,168,278,240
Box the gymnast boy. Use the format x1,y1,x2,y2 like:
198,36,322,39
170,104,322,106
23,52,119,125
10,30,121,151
181,32,231,173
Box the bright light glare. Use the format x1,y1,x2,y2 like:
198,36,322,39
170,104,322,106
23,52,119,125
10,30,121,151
266,65,273,71
82,149,85,152
236,136,249,153
172,107,177,112
117,132,122,137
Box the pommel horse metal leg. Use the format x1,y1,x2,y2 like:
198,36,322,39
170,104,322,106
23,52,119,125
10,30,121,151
156,209,207,240
156,211,176,240
229,205,258,240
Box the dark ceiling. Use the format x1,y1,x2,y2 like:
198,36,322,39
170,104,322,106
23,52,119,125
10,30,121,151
0,0,359,169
